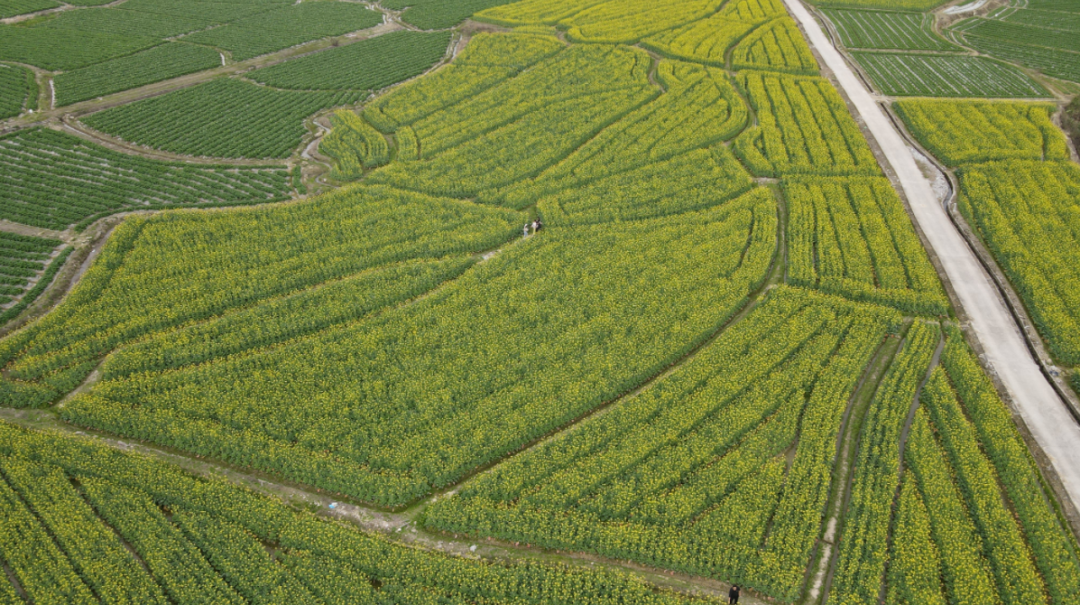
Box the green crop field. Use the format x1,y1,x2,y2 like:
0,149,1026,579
82,79,365,159
0,0,59,19
0,63,36,120
947,4,1080,85
249,30,452,93
822,9,958,51
181,2,382,61
852,52,1049,97
0,128,292,229
1,0,1079,603
0,232,60,308
810,0,951,10
53,43,221,106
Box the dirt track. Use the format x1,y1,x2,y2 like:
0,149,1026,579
783,0,1080,515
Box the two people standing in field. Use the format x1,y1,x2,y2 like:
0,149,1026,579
523,218,543,237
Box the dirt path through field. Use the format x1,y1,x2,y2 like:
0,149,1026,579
784,0,1080,515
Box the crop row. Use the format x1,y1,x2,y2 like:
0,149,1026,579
0,420,719,605
903,408,1002,605
368,43,655,198
490,60,748,211
382,0,517,29
54,43,221,107
939,327,1080,604
319,110,390,181
959,36,1080,85
181,1,382,61
51,195,774,507
895,99,1068,165
0,128,291,229
101,259,476,379
0,231,59,309
886,472,945,605
822,9,957,51
477,0,725,44
363,32,565,132
535,149,756,225
425,287,898,601
852,52,1048,97
0,63,35,120
643,13,757,66
827,321,940,605
250,30,452,93
784,176,949,315
0,185,520,401
957,161,1080,366
0,0,58,19
920,368,1046,604
731,17,819,75
83,78,365,159
734,71,881,177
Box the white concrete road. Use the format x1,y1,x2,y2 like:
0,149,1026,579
783,0,1080,510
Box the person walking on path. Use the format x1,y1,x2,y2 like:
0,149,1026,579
728,585,740,604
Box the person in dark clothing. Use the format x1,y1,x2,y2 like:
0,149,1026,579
534,217,543,232
728,585,740,604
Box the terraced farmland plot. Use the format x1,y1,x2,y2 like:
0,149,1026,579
810,0,950,9
822,9,958,51
490,59,751,219
249,30,452,92
784,176,948,315
477,0,731,44
643,13,757,66
82,78,365,159
0,128,291,230
181,2,382,61
0,0,59,19
956,160,1080,366
731,17,819,74
368,43,658,198
733,71,881,177
53,43,221,106
852,52,1049,97
955,18,1080,54
426,287,900,603
830,325,1080,605
961,36,1080,85
40,6,214,39
52,193,775,507
0,232,60,309
1004,8,1080,33
381,0,521,29
895,99,1068,164
0,24,157,72
362,32,566,132
0,62,36,120
0,184,521,409
113,0,292,23
0,421,726,605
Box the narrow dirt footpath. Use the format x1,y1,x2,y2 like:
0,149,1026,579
783,0,1080,512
